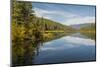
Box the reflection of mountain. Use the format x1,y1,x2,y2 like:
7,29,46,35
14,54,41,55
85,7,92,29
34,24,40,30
79,23,96,39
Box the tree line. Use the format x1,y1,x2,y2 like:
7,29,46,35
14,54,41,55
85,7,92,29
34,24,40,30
12,0,76,42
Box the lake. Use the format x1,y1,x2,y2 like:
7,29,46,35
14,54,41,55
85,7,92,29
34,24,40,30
33,33,96,64
12,32,96,66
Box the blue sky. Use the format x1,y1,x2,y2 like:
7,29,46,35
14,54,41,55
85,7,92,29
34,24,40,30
32,2,95,25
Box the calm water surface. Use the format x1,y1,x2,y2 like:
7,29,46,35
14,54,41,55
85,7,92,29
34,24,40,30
33,33,96,64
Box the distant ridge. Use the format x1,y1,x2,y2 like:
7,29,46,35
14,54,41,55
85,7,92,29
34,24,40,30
70,23,95,29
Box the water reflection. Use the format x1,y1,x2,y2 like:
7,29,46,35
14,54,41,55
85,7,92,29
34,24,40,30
12,40,43,66
33,33,95,64
40,36,95,51
12,32,96,66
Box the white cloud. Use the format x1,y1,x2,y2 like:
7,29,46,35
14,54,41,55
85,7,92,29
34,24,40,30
33,7,95,25
34,7,76,18
63,16,95,25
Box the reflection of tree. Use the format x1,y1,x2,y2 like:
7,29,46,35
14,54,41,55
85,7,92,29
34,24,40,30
12,39,43,66
80,32,96,40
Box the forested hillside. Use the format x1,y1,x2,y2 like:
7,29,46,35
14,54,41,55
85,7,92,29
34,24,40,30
79,23,95,32
34,17,76,32
12,1,76,65
12,0,76,42
71,23,95,29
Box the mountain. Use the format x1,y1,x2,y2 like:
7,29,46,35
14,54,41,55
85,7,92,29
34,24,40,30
36,18,76,32
80,23,96,31
70,23,95,30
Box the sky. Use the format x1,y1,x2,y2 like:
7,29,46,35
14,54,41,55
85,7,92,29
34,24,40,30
32,2,96,25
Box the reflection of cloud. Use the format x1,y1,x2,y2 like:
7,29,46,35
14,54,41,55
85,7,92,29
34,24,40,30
40,36,95,51
63,36,95,46
41,44,74,51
